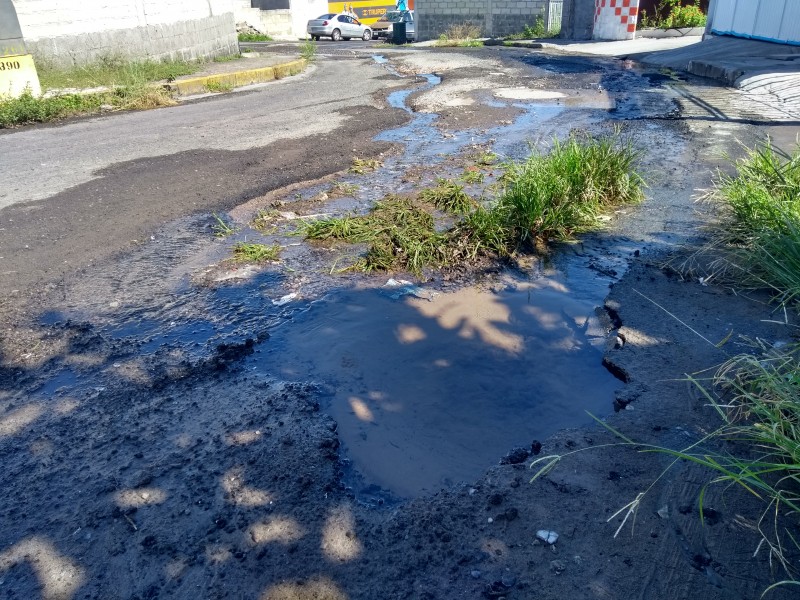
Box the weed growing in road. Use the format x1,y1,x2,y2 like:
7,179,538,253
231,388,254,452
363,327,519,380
232,242,281,262
349,157,383,174
205,80,234,93
461,167,485,184
302,133,644,274
418,179,476,214
328,182,360,197
301,196,450,274
251,209,283,233
212,214,237,238
488,134,644,246
238,33,274,42
300,39,318,61
475,151,498,166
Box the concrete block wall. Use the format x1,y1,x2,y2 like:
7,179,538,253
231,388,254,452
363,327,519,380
417,0,548,41
15,0,238,66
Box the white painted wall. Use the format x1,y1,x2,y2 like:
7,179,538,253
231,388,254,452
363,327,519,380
290,0,328,39
14,0,238,66
15,0,234,40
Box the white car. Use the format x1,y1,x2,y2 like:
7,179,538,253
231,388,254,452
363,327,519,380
373,10,415,41
307,13,373,41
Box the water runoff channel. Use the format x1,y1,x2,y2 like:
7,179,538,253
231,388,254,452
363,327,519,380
38,54,639,506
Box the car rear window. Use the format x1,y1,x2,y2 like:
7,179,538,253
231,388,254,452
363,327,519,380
316,13,336,19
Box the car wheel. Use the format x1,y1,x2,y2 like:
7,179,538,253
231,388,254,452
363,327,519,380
362,29,372,41
331,28,341,41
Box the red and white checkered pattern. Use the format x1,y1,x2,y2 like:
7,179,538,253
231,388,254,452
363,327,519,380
594,0,639,38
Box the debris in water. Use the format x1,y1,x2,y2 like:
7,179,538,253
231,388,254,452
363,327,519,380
382,278,438,301
272,292,298,306
657,506,669,520
536,530,559,545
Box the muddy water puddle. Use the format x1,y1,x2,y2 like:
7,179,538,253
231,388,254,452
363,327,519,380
26,52,670,504
259,273,620,500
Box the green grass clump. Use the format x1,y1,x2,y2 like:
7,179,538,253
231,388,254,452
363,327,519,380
301,134,644,274
302,196,449,274
300,39,318,61
0,85,177,128
37,56,199,91
349,157,383,174
461,167,485,184
238,33,274,42
487,135,644,246
328,182,360,197
205,80,233,93
505,17,560,40
436,23,484,46
703,140,800,308
418,179,476,214
232,242,281,262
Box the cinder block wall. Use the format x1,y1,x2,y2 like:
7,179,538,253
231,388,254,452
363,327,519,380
15,0,238,66
417,0,548,41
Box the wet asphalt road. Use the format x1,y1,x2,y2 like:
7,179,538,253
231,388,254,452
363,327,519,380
0,58,409,297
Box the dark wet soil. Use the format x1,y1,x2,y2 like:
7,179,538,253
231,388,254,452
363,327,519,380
1,48,799,600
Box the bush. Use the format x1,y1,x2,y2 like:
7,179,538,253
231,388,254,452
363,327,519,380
640,0,706,29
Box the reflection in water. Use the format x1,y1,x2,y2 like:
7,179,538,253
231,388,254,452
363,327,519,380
265,275,620,499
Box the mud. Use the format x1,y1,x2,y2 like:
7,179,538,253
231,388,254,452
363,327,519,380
1,47,799,600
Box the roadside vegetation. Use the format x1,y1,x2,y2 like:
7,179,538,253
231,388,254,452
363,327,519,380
300,133,644,274
0,53,248,127
238,33,273,42
300,38,318,61
436,23,484,47
640,0,707,29
505,17,560,40
534,138,800,590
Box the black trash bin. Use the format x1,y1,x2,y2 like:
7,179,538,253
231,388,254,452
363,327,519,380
392,22,407,44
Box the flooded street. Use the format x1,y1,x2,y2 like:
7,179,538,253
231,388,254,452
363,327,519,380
2,45,799,600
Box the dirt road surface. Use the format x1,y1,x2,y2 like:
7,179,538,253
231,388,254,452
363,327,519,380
1,46,798,600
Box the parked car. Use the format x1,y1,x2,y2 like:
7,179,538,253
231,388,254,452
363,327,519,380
373,10,415,41
307,13,373,41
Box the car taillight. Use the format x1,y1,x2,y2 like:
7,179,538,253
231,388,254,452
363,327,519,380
322,20,329,25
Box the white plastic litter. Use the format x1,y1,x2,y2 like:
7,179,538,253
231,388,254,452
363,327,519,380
272,292,298,306
382,278,438,301
536,530,559,545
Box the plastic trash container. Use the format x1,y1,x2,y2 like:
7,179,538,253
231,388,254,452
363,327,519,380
392,22,407,44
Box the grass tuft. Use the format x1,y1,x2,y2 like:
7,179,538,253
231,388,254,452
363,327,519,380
461,167,485,184
436,23,484,47
349,157,383,174
693,139,800,309
232,242,281,263
418,179,476,214
238,33,274,42
300,39,318,61
212,213,236,238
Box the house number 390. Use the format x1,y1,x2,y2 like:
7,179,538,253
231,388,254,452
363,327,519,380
0,61,22,71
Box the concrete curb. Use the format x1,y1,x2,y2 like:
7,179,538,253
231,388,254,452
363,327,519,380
166,59,307,96
637,27,705,39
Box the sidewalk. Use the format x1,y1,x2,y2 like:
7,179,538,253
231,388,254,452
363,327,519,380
536,34,800,102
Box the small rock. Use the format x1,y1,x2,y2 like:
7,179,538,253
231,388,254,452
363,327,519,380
536,530,558,545
657,506,669,519
550,559,566,575
500,447,529,465
487,517,493,524
470,570,482,579
504,507,518,522
488,493,504,506
531,440,542,455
